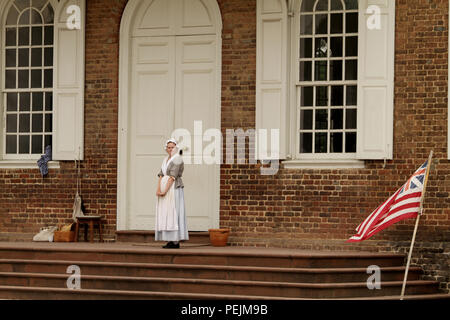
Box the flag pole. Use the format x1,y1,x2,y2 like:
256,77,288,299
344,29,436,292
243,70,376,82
400,150,433,300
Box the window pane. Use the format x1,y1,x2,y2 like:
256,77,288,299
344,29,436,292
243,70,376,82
19,114,31,133
331,109,343,129
32,26,43,45
316,0,328,11
42,4,54,24
330,14,343,34
45,92,53,111
301,0,315,12
5,70,17,89
31,69,42,88
45,135,53,149
19,9,30,25
45,114,52,132
20,92,31,111
300,133,313,153
300,110,313,130
315,61,327,81
44,48,53,66
300,15,313,36
345,132,357,152
44,69,53,88
6,136,18,154
331,0,343,10
300,61,312,81
15,0,30,11
32,114,43,133
6,6,19,25
31,48,43,67
315,14,328,35
315,38,328,58
7,115,18,133
331,86,343,106
315,133,328,153
6,49,16,68
316,86,328,106
330,37,343,57
44,26,53,45
33,0,48,10
31,9,42,25
315,110,328,130
301,86,314,106
7,93,18,112
345,60,358,80
32,135,43,154
331,132,343,153
18,70,29,88
346,12,358,33
19,136,30,154
346,85,357,105
300,38,313,58
18,27,30,46
345,36,358,57
344,0,358,10
330,60,342,80
346,109,357,129
18,48,29,67
33,92,44,111
6,28,17,47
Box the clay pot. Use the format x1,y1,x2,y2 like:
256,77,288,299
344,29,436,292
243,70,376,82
208,228,230,247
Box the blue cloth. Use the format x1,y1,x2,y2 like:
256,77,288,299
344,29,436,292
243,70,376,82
37,146,52,177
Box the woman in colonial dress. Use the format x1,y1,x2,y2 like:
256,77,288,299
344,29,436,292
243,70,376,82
155,139,189,249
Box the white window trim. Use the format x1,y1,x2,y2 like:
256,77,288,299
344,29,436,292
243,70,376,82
287,0,360,165
0,160,59,169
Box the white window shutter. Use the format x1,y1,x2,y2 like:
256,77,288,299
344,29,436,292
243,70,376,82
256,0,288,160
53,0,85,161
357,0,395,160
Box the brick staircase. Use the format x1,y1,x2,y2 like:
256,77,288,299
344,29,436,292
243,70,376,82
0,242,448,300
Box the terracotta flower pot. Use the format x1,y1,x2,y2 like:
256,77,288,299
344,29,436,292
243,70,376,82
208,228,230,247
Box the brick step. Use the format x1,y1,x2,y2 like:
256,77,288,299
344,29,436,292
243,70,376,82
0,259,423,283
116,231,210,245
0,245,406,268
0,272,441,299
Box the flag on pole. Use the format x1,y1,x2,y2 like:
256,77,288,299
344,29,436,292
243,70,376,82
347,160,429,242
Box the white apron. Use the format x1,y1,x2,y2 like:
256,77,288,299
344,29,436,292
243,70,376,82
155,156,179,232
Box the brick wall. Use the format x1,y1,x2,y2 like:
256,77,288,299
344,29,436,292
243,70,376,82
0,0,448,256
0,0,127,241
219,0,450,247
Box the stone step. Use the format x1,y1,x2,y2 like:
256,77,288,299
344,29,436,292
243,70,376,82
116,231,211,245
0,244,406,268
0,272,441,299
0,259,423,283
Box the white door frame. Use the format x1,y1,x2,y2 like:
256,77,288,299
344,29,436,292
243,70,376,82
117,0,223,230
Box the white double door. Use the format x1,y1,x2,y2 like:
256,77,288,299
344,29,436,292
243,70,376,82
126,34,220,231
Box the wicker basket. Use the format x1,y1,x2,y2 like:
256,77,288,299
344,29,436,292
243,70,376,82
54,223,76,242
54,231,75,242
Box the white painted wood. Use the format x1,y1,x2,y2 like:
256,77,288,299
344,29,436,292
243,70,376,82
53,0,85,161
256,0,288,160
118,0,222,231
356,0,395,160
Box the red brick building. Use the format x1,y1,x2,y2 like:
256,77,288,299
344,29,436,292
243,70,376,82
0,0,449,289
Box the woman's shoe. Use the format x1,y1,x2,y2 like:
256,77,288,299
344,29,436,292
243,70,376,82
163,242,180,249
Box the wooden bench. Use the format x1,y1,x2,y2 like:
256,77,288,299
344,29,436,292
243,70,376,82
74,216,103,243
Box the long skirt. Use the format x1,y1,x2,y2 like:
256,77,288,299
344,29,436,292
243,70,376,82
155,187,189,242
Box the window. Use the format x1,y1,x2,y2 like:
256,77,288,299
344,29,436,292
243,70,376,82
297,0,358,159
3,0,54,160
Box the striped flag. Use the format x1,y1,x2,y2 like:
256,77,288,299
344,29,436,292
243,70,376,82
347,161,429,242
